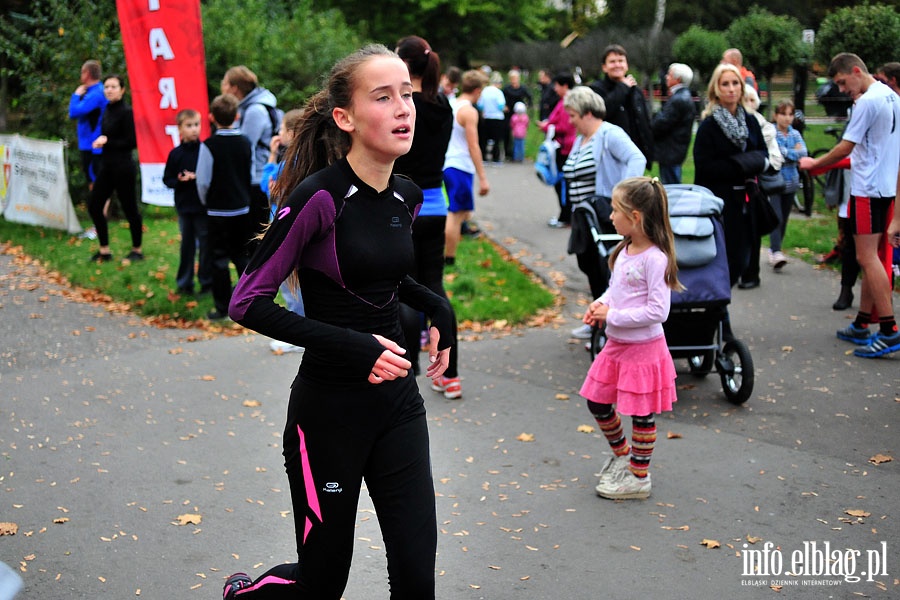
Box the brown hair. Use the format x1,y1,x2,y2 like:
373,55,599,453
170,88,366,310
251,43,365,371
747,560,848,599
459,69,488,94
774,99,794,115
828,53,869,78
601,44,628,64
82,60,101,81
210,94,239,127
396,35,441,103
223,65,259,96
271,45,397,208
608,177,684,291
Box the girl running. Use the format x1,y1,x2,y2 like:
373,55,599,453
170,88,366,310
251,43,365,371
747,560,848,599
223,45,453,599
581,176,683,500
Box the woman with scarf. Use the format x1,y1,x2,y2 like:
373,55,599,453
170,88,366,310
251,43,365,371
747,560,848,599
693,63,768,290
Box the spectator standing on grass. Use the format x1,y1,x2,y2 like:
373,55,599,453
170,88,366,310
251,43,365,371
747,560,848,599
87,75,142,264
221,66,282,238
196,94,253,321
163,108,212,296
651,63,695,185
769,99,807,273
68,60,107,192
800,53,900,358
502,69,532,161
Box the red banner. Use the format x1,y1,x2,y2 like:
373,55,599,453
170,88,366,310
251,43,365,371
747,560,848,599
116,0,209,206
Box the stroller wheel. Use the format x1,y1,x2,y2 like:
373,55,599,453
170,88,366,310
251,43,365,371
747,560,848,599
589,324,607,360
688,352,714,377
717,339,754,404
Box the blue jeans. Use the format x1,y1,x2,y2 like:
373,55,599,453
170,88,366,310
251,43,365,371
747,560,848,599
280,282,304,315
512,138,525,162
659,164,682,185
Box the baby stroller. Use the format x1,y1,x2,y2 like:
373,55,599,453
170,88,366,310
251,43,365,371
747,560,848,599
587,184,754,405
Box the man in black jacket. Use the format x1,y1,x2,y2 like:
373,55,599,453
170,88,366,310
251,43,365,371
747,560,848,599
589,44,654,167
651,63,696,184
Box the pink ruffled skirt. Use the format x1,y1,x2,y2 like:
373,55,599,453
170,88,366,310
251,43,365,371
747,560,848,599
580,334,676,415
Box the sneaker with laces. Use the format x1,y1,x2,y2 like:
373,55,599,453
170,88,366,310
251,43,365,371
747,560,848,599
223,572,253,599
431,376,462,399
595,454,630,493
836,323,876,345
571,324,593,339
853,331,900,358
595,469,651,500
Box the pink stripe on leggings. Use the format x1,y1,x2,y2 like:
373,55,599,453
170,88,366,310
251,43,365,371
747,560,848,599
298,425,322,541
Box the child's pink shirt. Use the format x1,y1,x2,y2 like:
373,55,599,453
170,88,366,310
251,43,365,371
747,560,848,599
510,113,529,139
597,244,671,342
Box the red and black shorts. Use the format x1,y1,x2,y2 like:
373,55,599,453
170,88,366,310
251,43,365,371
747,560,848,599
848,195,894,235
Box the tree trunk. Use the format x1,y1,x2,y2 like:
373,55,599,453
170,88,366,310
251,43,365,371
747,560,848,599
650,0,666,40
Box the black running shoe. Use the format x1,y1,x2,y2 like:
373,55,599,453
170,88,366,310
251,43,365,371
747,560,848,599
223,572,253,599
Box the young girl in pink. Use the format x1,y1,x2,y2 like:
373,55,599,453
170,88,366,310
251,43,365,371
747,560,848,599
581,176,683,500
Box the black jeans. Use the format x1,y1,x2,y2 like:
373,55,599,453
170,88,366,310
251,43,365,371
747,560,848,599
88,157,142,248
207,213,252,313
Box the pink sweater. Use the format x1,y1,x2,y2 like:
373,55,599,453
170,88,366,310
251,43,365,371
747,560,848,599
597,244,671,342
510,113,529,139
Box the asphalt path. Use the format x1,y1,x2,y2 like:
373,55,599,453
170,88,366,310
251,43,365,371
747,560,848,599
1,160,897,599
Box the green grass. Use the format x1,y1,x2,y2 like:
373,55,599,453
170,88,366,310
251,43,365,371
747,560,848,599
0,205,556,326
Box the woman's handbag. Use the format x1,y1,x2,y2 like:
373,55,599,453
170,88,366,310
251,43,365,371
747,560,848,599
748,180,781,235
757,170,787,195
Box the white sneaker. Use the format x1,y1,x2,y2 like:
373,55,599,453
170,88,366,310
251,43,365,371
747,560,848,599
269,339,304,354
596,469,651,500
571,324,593,339
595,454,630,492
768,250,787,270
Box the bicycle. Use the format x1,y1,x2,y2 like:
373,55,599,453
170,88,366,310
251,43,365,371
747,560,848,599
796,124,844,215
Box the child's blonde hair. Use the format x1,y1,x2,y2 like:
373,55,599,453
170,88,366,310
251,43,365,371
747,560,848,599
175,108,200,127
608,177,684,291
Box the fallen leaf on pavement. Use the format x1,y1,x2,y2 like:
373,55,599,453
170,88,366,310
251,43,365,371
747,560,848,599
700,539,720,549
667,432,682,439
576,425,595,433
175,513,202,526
0,523,18,536
868,454,892,465
517,433,535,442
844,509,870,518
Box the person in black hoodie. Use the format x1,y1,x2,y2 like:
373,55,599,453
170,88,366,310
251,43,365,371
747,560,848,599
589,44,654,167
393,35,463,398
163,108,212,295
88,75,142,263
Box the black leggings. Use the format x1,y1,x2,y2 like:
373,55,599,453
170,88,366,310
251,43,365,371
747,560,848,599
400,215,459,377
89,158,142,248
236,375,436,599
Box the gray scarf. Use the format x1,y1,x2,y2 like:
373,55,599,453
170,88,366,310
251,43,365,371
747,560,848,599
712,105,749,150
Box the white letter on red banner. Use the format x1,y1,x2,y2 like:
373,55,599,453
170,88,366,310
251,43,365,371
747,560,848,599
117,0,209,206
